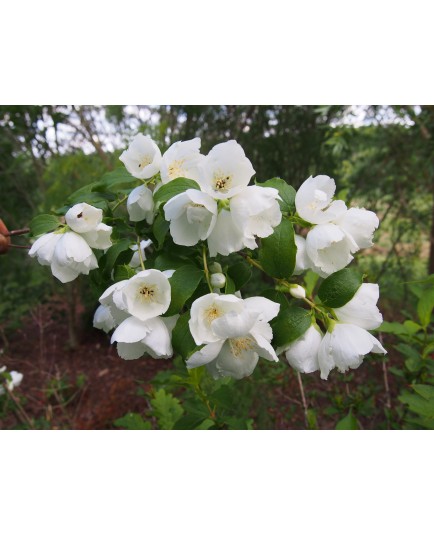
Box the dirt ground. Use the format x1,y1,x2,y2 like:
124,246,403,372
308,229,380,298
0,298,402,430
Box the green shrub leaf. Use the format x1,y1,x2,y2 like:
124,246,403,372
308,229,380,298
258,219,296,278
318,268,363,308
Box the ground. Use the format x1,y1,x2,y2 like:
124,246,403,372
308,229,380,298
0,298,402,430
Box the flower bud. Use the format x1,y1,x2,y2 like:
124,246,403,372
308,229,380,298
210,272,226,289
289,284,306,300
209,262,223,274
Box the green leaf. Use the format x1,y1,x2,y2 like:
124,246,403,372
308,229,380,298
377,321,421,336
113,264,137,282
258,219,296,278
96,167,139,190
303,270,319,297
260,289,289,311
165,265,204,316
335,410,359,430
102,239,133,276
154,253,194,271
29,214,60,237
258,177,296,214
317,268,363,308
412,384,434,400
67,190,114,209
173,415,214,430
271,305,312,347
153,177,200,206
114,413,152,430
224,275,236,294
150,389,184,430
399,393,434,419
172,312,200,359
417,288,434,328
152,213,170,249
227,262,251,290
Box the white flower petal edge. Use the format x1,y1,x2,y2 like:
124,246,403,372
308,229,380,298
129,239,153,269
230,185,282,239
294,235,312,275
51,232,98,283
306,223,357,277
164,189,217,246
160,137,204,184
93,304,116,333
65,203,103,233
198,140,255,200
334,283,383,330
127,185,154,224
81,223,113,250
119,134,162,179
279,325,323,374
335,207,379,249
207,210,248,257
111,316,175,360
295,175,347,224
317,323,386,380
29,233,62,266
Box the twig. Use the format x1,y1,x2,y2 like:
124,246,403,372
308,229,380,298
4,388,35,430
296,371,309,428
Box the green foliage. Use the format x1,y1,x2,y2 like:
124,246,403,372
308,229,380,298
335,409,359,430
258,219,296,278
227,262,251,290
153,178,200,206
29,214,61,237
165,265,204,316
150,389,184,429
172,313,200,360
271,306,312,347
258,177,296,214
114,413,152,430
318,268,363,308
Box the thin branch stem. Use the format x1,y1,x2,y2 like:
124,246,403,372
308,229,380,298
137,238,145,271
296,372,309,428
4,388,35,430
4,228,30,237
202,246,213,293
112,195,128,212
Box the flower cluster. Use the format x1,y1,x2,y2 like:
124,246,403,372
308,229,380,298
29,203,112,282
121,135,282,256
28,132,387,384
0,365,23,396
294,175,379,277
94,269,177,360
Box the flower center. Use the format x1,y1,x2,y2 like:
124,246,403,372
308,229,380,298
168,159,186,180
213,171,232,193
204,305,222,325
229,336,255,357
138,155,152,169
138,284,156,301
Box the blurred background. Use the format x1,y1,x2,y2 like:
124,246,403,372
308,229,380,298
1,104,434,430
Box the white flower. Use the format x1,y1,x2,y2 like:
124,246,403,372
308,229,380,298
51,232,98,283
189,293,245,345
334,283,383,330
81,223,113,250
99,280,130,324
160,137,204,184
230,185,282,240
65,203,103,233
295,175,347,224
164,189,217,246
129,239,153,269
335,207,379,249
197,140,255,199
0,369,24,395
119,133,162,179
317,323,386,380
111,316,177,360
29,232,62,266
305,223,358,277
207,209,249,257
93,304,116,333
210,273,226,289
127,185,154,223
115,269,171,321
187,295,279,380
294,235,312,274
280,324,323,374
